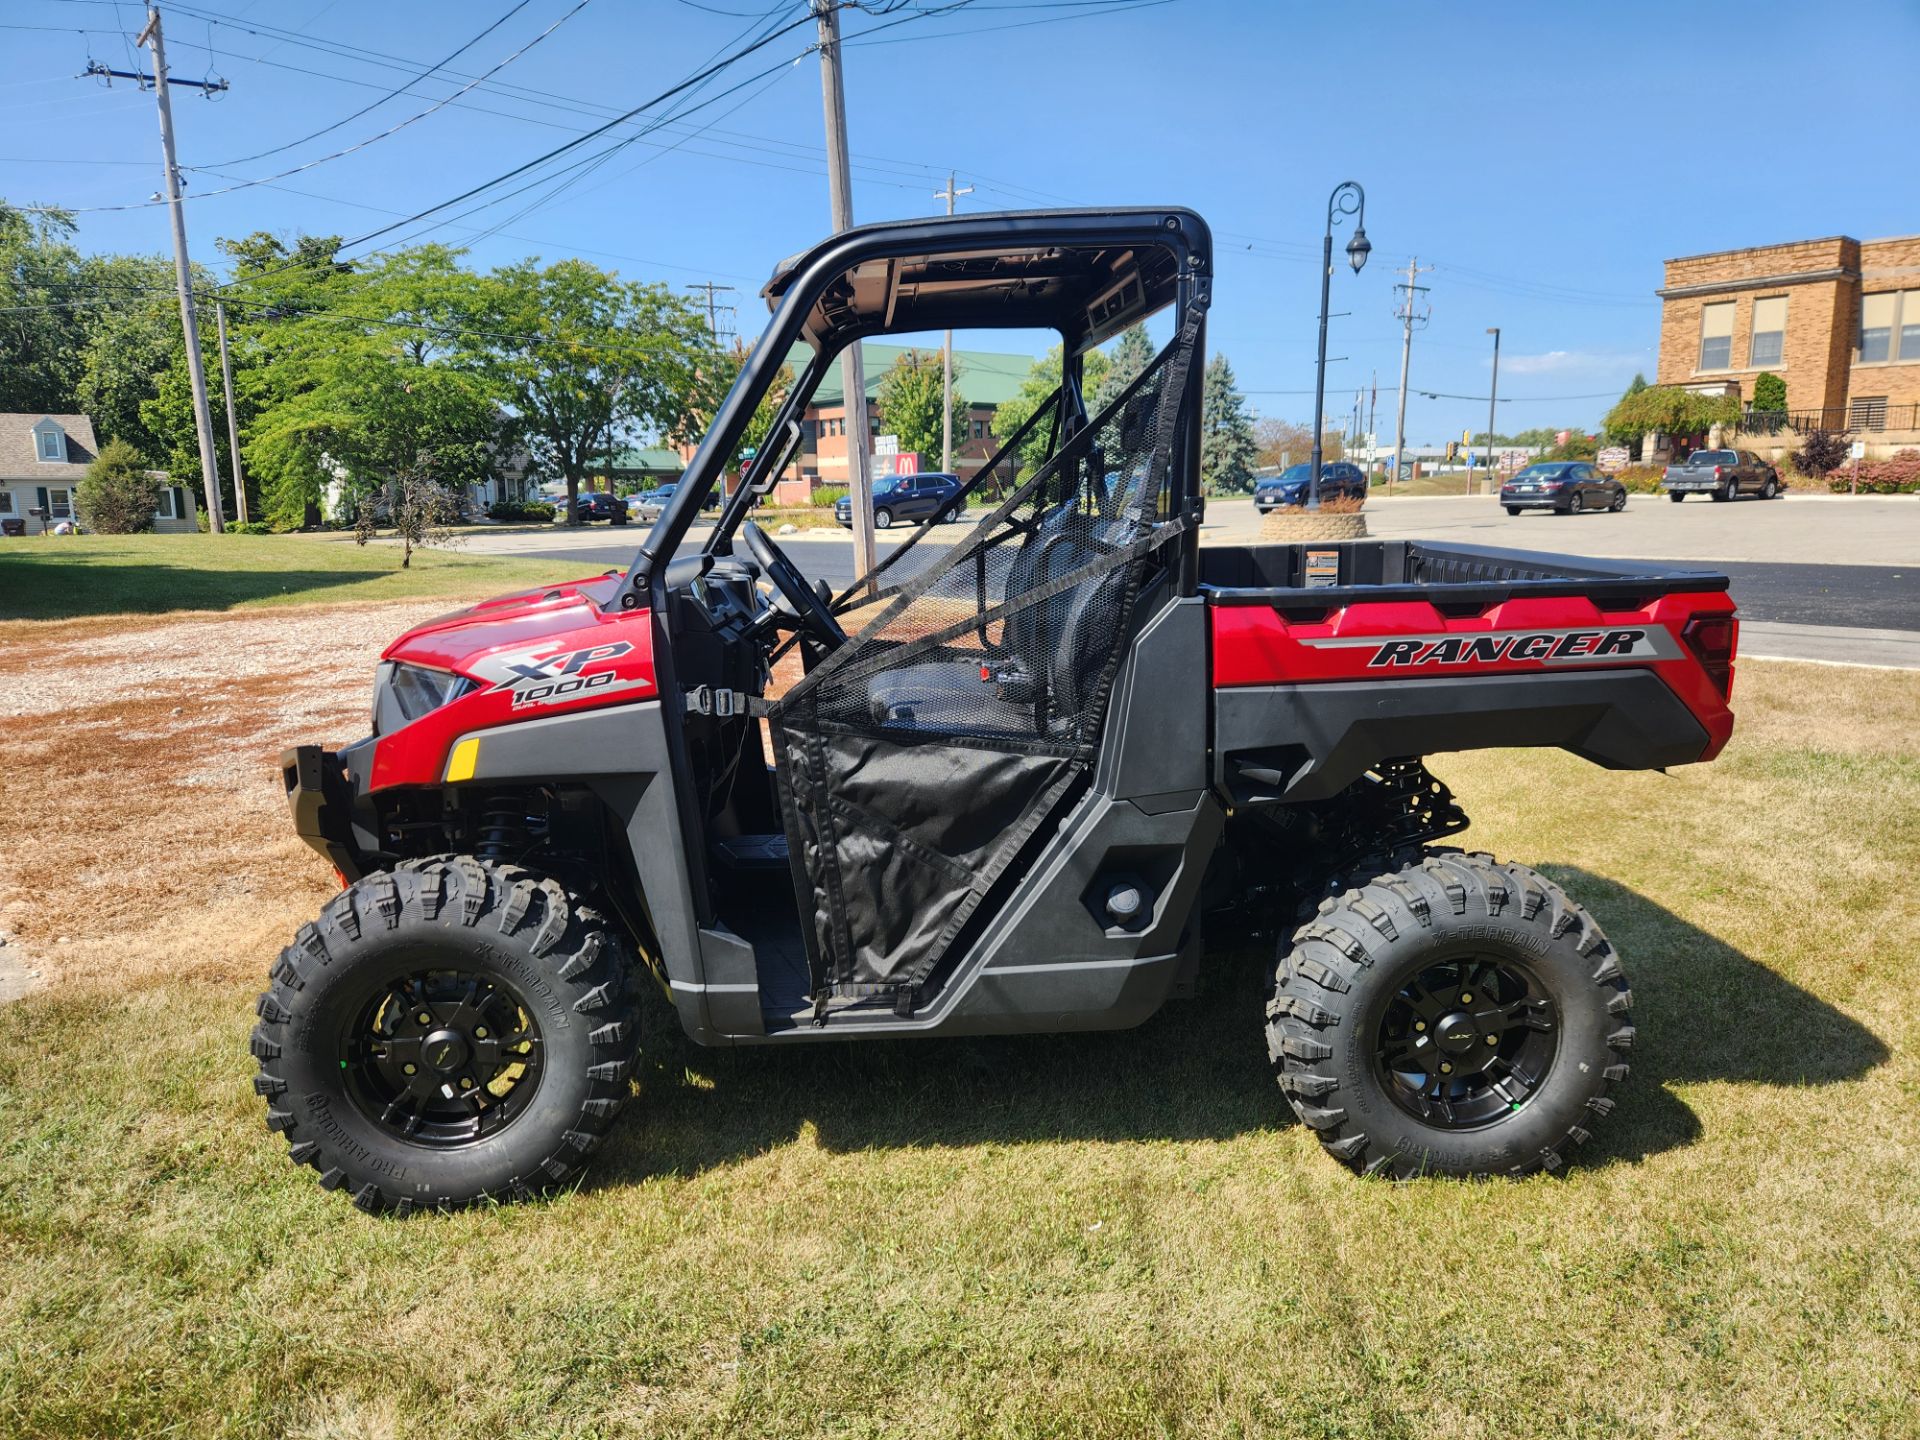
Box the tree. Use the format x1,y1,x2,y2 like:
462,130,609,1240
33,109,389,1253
1752,371,1787,415
672,338,794,483
1603,385,1739,444
0,203,89,415
355,461,463,568
1792,429,1850,478
75,438,161,533
1255,417,1313,471
1091,323,1155,412
874,348,965,465
991,345,1110,480
470,258,708,524
1200,353,1257,494
242,246,504,543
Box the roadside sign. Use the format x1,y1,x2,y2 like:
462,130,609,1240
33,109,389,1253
874,434,899,457
891,451,920,475
1850,440,1867,460
1596,446,1630,473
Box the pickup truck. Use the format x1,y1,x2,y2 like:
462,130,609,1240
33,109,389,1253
1662,448,1781,502
259,208,1739,1212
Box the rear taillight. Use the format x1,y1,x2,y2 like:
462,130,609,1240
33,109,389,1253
1683,615,1737,698
1712,465,1724,478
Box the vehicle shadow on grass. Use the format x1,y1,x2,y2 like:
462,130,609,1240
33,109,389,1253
600,870,1887,1184
0,558,380,621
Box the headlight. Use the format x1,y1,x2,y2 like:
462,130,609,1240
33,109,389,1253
372,661,475,734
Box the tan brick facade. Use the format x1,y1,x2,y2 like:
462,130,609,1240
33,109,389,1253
1655,233,1920,425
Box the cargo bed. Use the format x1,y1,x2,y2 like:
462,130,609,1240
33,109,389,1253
1197,540,1732,613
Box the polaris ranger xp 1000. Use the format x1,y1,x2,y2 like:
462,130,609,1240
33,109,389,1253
259,209,1739,1210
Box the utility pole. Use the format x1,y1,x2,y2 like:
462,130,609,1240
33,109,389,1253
812,0,877,587
934,170,972,474
88,11,231,532
1389,256,1430,494
686,281,736,347
1484,326,1501,497
215,301,247,524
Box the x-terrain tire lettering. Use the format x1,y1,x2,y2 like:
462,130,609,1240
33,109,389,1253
1268,851,1632,1178
252,857,640,1213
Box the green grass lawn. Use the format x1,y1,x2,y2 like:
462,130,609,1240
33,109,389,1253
0,662,1916,1437
0,534,589,621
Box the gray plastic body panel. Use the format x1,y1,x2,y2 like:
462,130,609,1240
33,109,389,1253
1213,668,1711,803
700,593,1222,1045
442,700,716,1037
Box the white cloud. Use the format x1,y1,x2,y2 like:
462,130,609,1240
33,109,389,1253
1497,349,1647,376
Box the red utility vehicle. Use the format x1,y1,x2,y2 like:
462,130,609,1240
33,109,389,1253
259,209,1737,1210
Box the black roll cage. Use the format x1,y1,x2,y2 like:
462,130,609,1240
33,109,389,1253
612,207,1213,613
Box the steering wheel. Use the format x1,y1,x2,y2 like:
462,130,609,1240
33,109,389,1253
741,520,847,651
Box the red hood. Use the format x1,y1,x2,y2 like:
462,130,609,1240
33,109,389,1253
384,573,628,676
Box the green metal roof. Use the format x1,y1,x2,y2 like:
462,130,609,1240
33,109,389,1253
596,446,684,472
808,342,1034,409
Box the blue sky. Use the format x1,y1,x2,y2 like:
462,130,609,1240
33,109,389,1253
5,0,1919,444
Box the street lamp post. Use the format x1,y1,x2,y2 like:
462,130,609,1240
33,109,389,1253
1309,180,1371,510
1484,327,1501,495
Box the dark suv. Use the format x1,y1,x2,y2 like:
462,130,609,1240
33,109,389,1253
835,472,963,529
1253,462,1367,511
554,492,629,524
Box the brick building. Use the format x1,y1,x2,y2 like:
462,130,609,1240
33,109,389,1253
1656,233,1920,449
800,342,1033,486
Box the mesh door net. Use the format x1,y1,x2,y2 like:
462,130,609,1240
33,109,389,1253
767,324,1200,1002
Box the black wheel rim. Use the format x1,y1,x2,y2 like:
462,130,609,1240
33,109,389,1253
1373,954,1559,1129
342,966,544,1146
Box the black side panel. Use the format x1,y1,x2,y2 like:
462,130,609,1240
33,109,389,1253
1215,670,1711,803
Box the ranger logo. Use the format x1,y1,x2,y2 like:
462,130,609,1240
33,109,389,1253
1301,626,1682,668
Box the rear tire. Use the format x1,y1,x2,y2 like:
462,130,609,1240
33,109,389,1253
1267,851,1632,1179
1504,505,1522,516
1668,492,1685,503
252,857,641,1213
1712,481,1732,502
1568,492,1584,514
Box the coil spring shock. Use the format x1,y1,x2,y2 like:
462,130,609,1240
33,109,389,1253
475,794,530,861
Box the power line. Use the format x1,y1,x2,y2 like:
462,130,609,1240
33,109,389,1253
203,0,543,167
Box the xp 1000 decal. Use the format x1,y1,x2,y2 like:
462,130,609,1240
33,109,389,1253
1303,626,1684,670
468,640,653,710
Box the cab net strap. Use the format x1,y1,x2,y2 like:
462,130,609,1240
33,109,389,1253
827,386,1065,615
767,310,1204,1000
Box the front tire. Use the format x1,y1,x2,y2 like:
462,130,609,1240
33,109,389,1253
1267,851,1632,1179
1762,475,1779,499
1610,488,1628,512
252,858,641,1213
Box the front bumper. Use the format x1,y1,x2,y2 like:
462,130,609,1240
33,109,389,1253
1254,491,1306,511
281,742,376,880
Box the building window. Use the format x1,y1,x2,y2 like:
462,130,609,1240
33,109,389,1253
1859,293,1896,363
0,490,14,514
972,419,985,440
47,487,72,520
157,487,179,520
35,427,65,462
1849,395,1888,431
1698,302,1734,370
1748,296,1786,368
1901,292,1920,361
